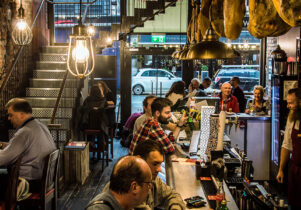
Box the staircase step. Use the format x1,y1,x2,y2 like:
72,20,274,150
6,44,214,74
36,61,66,70
29,79,79,88
135,8,153,18
41,46,68,54
24,97,75,108
33,70,75,79
39,53,67,62
32,108,73,118
39,118,71,130
26,88,78,98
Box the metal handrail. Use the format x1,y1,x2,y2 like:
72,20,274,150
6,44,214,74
0,0,47,96
50,70,69,125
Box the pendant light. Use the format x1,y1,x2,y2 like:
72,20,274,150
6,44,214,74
12,0,33,46
187,2,240,60
67,0,95,79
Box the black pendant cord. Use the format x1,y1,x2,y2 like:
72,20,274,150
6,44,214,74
79,0,82,25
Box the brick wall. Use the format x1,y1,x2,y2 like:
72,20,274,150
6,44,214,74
0,0,33,83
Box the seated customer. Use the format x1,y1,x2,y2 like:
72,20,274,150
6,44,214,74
217,82,239,113
187,78,201,97
133,141,186,209
133,95,156,135
245,85,270,114
129,98,187,155
80,85,108,135
86,156,152,210
0,98,56,198
230,76,246,112
165,81,186,105
198,77,212,96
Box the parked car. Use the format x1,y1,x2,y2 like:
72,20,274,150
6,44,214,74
132,68,182,95
212,65,260,92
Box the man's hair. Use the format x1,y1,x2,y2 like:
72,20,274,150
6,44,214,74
288,88,301,122
203,77,211,84
133,140,164,160
5,98,32,114
232,76,240,84
151,97,172,115
288,88,301,98
110,156,147,194
143,95,156,108
191,78,200,85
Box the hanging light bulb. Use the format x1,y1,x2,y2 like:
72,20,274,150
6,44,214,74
72,39,90,63
244,40,249,49
67,0,95,79
12,0,32,45
227,40,231,47
87,24,96,36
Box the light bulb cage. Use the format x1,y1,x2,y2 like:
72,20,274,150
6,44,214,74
67,33,95,79
12,5,32,46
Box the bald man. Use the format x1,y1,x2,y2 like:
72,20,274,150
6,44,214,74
86,156,152,210
217,82,239,113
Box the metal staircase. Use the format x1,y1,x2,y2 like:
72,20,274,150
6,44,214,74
18,46,81,147
98,0,178,47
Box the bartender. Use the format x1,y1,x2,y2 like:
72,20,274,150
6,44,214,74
217,82,239,113
276,88,301,209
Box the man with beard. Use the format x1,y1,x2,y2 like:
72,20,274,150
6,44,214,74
276,88,301,209
133,140,185,209
129,98,187,155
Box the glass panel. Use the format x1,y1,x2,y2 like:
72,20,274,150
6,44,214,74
131,55,182,114
54,0,121,43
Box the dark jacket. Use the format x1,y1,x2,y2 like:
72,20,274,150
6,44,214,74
232,86,246,112
79,96,109,135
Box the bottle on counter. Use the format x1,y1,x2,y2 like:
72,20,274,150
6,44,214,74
218,200,229,210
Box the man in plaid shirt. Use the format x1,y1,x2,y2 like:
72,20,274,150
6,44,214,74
129,97,187,155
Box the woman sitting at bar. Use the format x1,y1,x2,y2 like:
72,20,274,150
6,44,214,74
165,81,186,105
245,85,269,115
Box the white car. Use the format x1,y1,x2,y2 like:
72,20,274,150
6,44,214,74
132,68,182,95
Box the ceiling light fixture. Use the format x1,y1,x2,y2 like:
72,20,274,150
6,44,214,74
12,0,33,45
67,0,95,79
187,2,240,60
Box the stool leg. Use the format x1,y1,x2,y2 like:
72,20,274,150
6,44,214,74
110,128,114,159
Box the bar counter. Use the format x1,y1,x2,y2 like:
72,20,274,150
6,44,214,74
165,146,239,210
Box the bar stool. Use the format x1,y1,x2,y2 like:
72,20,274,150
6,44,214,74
83,108,109,170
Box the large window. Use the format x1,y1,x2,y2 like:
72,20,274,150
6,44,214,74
54,0,120,43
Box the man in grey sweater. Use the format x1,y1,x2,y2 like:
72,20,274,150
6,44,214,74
86,156,152,210
0,98,56,197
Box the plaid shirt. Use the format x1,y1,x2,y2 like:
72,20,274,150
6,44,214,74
129,118,175,155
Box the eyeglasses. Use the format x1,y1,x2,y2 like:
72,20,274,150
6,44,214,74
143,181,153,189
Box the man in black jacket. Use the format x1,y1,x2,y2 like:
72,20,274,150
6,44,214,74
230,77,246,112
